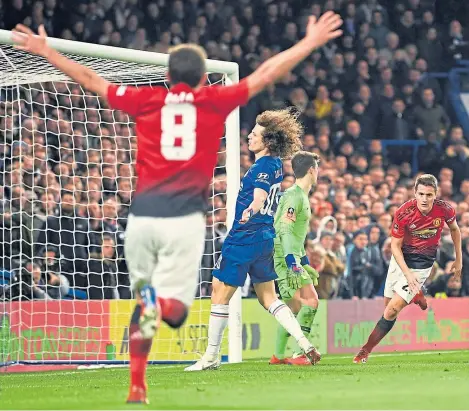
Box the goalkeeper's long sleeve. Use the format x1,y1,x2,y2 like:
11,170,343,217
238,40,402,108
274,185,311,261
277,214,300,258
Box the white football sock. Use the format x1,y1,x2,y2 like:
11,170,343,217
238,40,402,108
205,304,229,359
268,300,312,353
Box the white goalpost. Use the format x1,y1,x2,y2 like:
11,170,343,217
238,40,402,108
0,30,242,367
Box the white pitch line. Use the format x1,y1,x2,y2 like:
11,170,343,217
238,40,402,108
7,350,466,375
77,363,181,371
94,350,469,370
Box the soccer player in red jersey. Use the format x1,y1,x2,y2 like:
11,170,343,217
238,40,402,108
354,174,463,363
13,13,343,403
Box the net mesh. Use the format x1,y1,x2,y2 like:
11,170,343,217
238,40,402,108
0,44,230,365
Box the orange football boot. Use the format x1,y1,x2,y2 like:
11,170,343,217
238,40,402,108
353,348,370,364
286,354,314,366
269,355,288,365
126,385,149,405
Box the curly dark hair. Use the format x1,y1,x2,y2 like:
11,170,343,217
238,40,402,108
256,108,303,159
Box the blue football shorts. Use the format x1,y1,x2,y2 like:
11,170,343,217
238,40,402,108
212,239,277,287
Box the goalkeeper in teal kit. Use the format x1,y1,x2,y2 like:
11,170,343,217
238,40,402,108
270,151,321,366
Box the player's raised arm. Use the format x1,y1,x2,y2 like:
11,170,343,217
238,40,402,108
12,24,110,97
447,220,463,278
245,12,343,99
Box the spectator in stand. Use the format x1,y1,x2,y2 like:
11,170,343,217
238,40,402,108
36,190,89,286
28,260,51,300
332,231,347,265
37,246,70,299
83,234,118,300
343,230,374,299
369,10,389,49
316,231,345,299
413,88,450,140
336,120,367,155
313,85,333,121
444,20,469,69
441,139,469,189
455,179,469,202
380,98,412,141
366,224,386,295
418,28,443,72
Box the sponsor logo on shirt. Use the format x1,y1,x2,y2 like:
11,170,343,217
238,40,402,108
256,172,269,184
411,228,438,239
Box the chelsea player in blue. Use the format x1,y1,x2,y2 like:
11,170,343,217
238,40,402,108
186,109,318,371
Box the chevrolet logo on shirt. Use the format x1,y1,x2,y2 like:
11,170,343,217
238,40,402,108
411,228,438,239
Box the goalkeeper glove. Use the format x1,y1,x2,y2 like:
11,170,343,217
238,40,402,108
300,255,320,286
285,254,304,290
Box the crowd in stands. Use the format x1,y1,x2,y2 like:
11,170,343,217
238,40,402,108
1,0,469,301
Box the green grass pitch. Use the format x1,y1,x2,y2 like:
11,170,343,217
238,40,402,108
1,351,468,410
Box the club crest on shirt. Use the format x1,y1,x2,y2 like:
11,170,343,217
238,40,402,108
433,218,441,227
284,207,296,222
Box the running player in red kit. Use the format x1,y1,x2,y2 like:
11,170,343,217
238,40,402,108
13,13,343,403
354,174,463,364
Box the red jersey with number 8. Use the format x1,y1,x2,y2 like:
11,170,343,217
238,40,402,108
391,199,456,269
107,81,249,217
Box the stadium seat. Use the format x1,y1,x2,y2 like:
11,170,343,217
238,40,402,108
0,270,11,286
65,288,88,300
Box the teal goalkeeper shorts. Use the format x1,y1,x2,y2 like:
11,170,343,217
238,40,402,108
274,257,313,300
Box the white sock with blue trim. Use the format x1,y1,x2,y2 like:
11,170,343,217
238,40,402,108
268,299,312,353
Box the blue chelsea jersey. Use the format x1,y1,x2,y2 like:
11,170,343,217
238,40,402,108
225,156,283,245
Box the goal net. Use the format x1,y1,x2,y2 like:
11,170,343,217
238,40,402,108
0,31,242,368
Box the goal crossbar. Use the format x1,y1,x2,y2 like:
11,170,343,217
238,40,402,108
0,29,239,76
